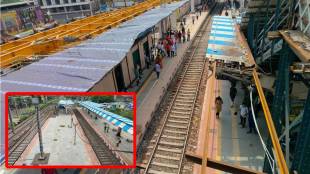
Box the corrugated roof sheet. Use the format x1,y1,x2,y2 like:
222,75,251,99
0,0,189,162
79,101,133,134
0,0,188,92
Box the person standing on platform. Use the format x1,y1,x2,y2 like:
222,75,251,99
116,127,122,147
182,27,186,43
178,30,182,43
239,103,248,128
230,85,237,107
192,15,195,24
155,63,161,79
247,107,257,134
134,67,140,86
215,96,223,119
187,28,191,41
145,53,151,69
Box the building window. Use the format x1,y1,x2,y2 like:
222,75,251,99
82,4,89,10
50,8,57,13
55,0,60,5
63,0,68,3
38,0,43,6
80,0,85,2
59,7,65,12
46,0,52,5
73,5,80,11
71,0,76,3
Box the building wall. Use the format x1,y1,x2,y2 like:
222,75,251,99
89,4,181,91
90,71,116,92
121,58,131,87
39,0,100,23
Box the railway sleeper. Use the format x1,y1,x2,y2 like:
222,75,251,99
159,140,184,147
150,161,179,169
148,169,176,174
174,103,192,107
164,129,187,135
154,154,180,161
177,93,195,98
171,106,192,111
175,99,193,103
165,124,188,129
167,119,188,124
157,146,182,153
170,115,190,119
170,110,190,115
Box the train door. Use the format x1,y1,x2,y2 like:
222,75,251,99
132,49,141,80
143,41,150,57
114,64,125,91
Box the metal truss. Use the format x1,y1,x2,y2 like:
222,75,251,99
295,0,310,35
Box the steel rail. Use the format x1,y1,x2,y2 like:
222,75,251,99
72,108,121,165
143,4,219,173
8,106,54,165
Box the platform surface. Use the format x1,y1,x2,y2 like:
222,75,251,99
216,80,265,172
136,10,210,141
15,113,99,165
81,109,133,162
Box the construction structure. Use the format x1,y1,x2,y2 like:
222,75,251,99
1,0,310,173
37,0,100,23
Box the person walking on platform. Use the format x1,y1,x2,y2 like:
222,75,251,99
215,96,223,119
155,63,161,79
116,127,122,147
230,85,237,107
239,103,248,128
187,28,191,41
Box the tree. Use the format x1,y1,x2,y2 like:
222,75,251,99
90,96,114,103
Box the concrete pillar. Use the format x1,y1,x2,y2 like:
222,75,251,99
190,0,195,13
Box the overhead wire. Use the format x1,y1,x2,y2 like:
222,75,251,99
249,85,276,174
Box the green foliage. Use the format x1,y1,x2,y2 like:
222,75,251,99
90,96,114,103
19,115,28,123
107,108,133,120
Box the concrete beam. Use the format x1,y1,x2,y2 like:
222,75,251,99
185,152,265,174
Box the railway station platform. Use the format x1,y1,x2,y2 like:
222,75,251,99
77,108,133,164
136,7,211,143
193,13,269,173
15,112,99,165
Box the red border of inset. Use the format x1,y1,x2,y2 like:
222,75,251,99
5,92,136,169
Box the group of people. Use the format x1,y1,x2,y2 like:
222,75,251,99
215,82,257,134
154,24,193,79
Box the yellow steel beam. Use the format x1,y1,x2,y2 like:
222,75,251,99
238,28,289,174
0,0,164,69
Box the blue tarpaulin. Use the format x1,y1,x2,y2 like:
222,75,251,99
79,101,133,135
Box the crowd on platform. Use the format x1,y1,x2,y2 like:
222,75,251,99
215,81,258,134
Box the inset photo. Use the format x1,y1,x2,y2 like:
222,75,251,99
5,92,136,168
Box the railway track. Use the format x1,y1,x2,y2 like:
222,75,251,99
73,108,121,165
8,105,54,165
141,4,224,174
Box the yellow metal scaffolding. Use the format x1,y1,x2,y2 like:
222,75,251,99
0,0,168,69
